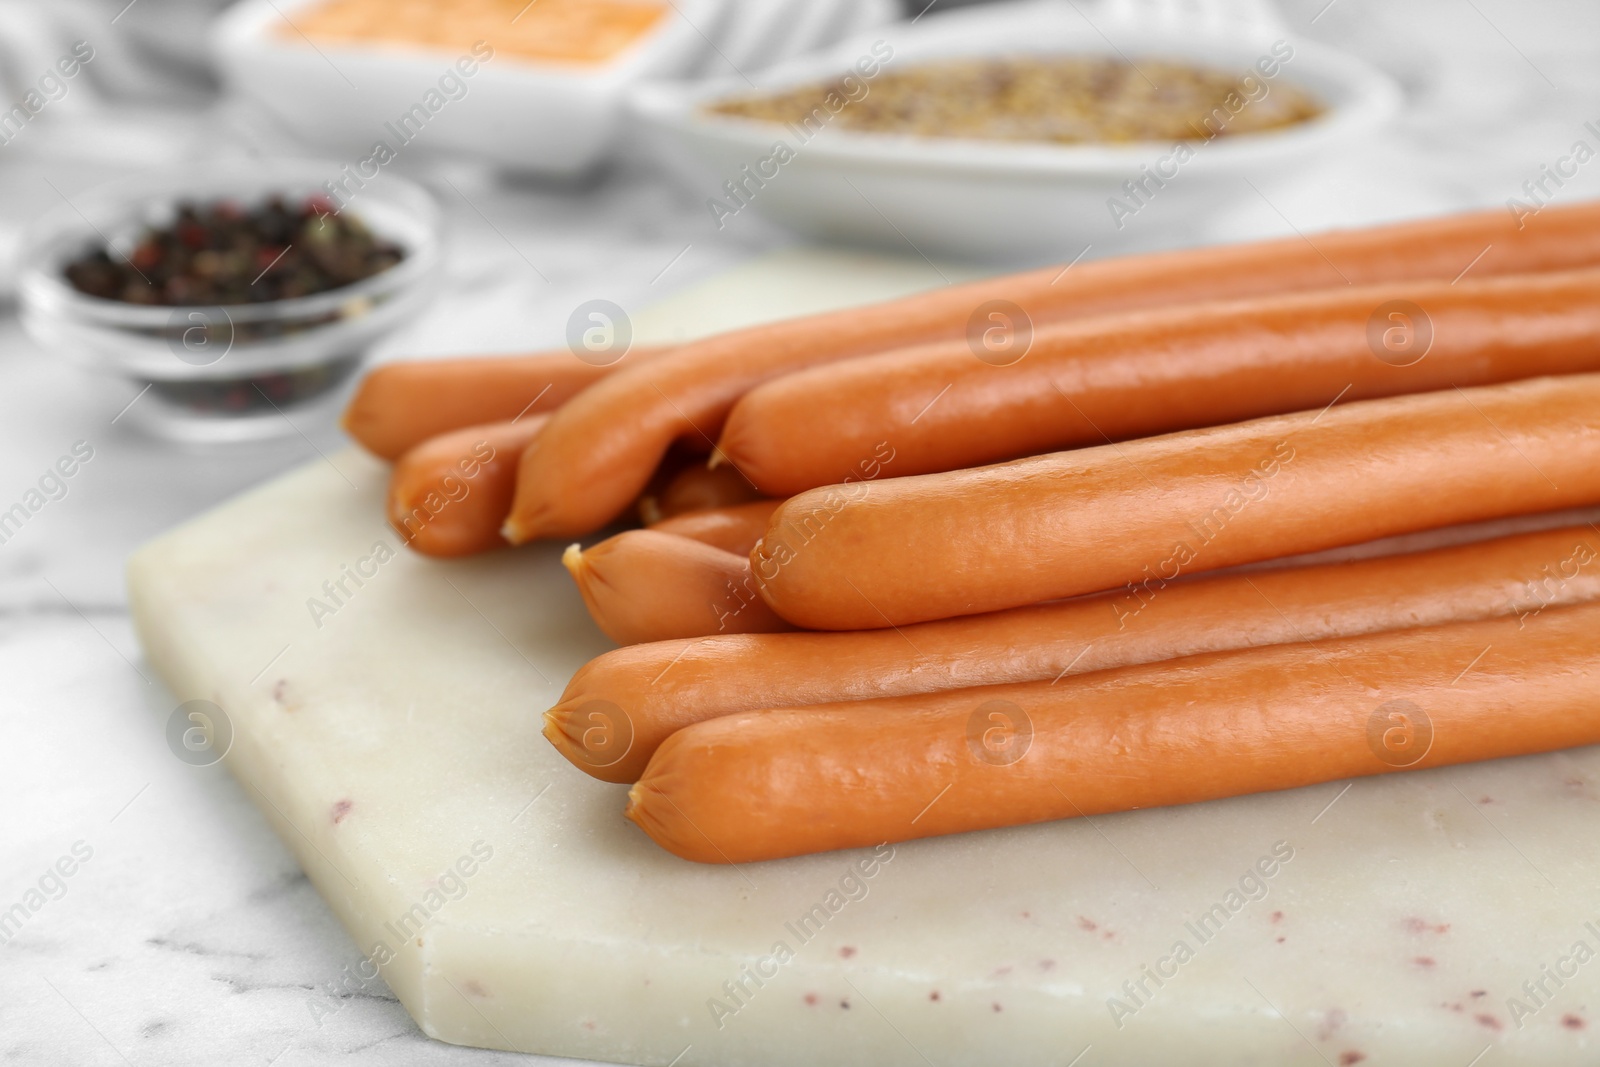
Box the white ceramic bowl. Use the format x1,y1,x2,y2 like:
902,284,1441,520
211,0,730,177
630,0,1402,262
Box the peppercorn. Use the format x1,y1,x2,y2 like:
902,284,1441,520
63,196,405,306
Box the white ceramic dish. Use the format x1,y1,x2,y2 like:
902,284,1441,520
630,0,1403,261
211,0,730,177
210,0,900,177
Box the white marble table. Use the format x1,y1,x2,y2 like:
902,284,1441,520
5,0,1600,1062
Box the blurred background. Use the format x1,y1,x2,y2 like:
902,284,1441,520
3,0,1600,1061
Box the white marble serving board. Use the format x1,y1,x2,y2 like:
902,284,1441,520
126,253,1600,1067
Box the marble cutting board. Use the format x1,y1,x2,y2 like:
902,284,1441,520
126,248,1600,1066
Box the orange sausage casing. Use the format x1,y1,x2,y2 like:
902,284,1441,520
504,201,1600,541
647,500,782,556
345,347,661,461
628,600,1600,863
388,417,546,557
754,374,1600,630
389,420,763,559
718,269,1600,495
564,529,791,645
546,523,1600,781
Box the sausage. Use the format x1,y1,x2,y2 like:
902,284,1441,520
344,347,663,461
637,463,764,526
564,529,792,645
753,374,1600,629
717,269,1600,495
647,500,782,556
626,599,1600,863
545,522,1600,781
503,201,1600,541
388,417,546,557
389,423,758,559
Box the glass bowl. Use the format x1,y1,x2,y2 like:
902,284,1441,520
17,160,442,443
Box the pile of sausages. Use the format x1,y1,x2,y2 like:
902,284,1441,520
344,201,1600,864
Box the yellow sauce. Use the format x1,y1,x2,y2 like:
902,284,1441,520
286,0,667,65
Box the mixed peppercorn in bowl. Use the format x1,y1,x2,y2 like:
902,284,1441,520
17,161,440,443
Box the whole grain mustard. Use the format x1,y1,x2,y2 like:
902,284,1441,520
709,55,1323,144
